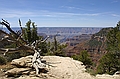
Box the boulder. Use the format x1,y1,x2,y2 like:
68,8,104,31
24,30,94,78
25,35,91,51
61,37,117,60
5,68,31,77
11,55,33,68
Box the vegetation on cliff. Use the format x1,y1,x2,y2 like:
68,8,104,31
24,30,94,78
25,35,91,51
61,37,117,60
69,21,120,75
96,21,120,75
72,50,92,68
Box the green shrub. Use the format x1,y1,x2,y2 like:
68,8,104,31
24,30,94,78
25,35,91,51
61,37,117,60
0,56,6,65
71,50,93,67
86,68,96,76
96,52,120,75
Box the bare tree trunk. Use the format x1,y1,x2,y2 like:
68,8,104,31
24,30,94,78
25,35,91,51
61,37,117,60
0,19,49,75
32,50,45,74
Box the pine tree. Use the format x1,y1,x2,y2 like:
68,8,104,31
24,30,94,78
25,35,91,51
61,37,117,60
25,19,32,42
23,19,38,43
54,35,58,51
80,50,92,66
96,52,120,75
97,21,120,75
72,50,92,67
31,22,39,42
46,35,67,56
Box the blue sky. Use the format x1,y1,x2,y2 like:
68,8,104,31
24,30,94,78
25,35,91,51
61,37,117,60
0,0,120,27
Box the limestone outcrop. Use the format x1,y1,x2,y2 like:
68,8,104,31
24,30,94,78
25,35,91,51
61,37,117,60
11,55,33,68
1,56,120,79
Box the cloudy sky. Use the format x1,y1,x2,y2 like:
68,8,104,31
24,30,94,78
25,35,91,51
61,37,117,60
0,0,120,27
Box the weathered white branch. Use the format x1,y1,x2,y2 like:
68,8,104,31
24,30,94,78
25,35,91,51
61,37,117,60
0,19,48,75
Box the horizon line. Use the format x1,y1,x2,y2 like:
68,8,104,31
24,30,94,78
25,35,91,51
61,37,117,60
2,26,113,28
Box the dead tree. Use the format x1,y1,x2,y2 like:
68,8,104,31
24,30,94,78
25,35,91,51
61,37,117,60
0,19,49,75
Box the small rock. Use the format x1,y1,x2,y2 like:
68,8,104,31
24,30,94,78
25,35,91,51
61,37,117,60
5,68,31,77
11,55,33,68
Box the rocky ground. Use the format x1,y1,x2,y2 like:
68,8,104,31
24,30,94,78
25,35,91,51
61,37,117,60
0,56,120,79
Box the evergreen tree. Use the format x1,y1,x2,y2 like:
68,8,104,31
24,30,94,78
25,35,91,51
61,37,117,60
38,41,48,55
79,50,92,66
97,21,120,75
25,19,32,42
23,19,39,43
107,21,120,54
31,22,39,42
54,35,58,51
46,35,67,56
72,50,92,67
96,52,120,75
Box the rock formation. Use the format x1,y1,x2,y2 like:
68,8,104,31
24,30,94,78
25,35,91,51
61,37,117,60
0,56,119,79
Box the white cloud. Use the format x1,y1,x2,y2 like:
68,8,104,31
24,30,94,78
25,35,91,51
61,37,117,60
61,6,96,12
111,14,120,17
0,8,103,19
111,0,118,3
0,9,34,18
61,6,81,10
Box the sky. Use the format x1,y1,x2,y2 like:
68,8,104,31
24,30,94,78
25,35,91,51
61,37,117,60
0,0,120,27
